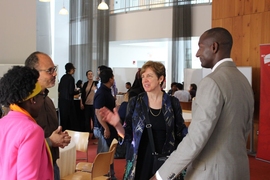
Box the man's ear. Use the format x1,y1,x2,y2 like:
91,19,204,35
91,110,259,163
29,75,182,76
212,42,219,53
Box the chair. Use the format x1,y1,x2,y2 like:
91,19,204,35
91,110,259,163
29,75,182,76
61,147,115,180
180,101,192,111
66,130,90,162
75,138,118,173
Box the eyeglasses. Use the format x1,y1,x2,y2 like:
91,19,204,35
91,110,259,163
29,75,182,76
38,66,57,75
37,89,49,99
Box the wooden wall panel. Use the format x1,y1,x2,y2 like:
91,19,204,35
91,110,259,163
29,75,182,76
250,13,264,115
212,19,223,27
212,0,270,151
261,11,270,43
212,0,222,19
249,13,262,68
234,0,245,16
231,16,244,65
241,15,251,66
212,0,244,18
223,0,235,18
244,0,266,14
221,18,233,32
244,0,254,15
265,0,270,11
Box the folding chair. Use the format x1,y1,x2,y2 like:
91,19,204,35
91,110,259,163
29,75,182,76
66,130,90,162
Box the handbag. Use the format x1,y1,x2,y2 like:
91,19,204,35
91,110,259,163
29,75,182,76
142,102,169,174
114,137,126,159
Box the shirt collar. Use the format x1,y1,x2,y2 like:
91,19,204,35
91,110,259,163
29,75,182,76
212,58,233,72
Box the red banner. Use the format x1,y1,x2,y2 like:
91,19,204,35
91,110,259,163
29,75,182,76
257,44,270,162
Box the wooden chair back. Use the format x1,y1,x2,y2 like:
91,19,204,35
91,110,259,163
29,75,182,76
66,130,89,162
91,149,114,179
108,138,118,165
180,101,192,111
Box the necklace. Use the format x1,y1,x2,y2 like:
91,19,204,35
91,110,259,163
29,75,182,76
149,108,161,117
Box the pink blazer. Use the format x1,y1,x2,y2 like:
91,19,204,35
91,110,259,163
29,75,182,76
0,111,53,180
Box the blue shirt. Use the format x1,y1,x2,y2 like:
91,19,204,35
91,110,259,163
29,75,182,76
94,83,117,146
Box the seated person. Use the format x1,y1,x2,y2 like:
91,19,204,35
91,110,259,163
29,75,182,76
167,82,178,96
173,83,190,102
118,82,131,95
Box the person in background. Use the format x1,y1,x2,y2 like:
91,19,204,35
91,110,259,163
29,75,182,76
94,68,118,180
99,61,187,180
94,65,109,140
76,80,83,92
97,65,118,99
167,82,178,96
58,63,80,131
173,83,190,102
80,70,97,135
0,66,53,179
151,27,254,180
25,51,71,180
118,82,131,95
96,65,108,88
189,83,197,100
126,82,131,91
118,93,129,124
128,68,145,99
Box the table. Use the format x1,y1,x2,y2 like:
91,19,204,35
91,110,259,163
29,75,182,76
57,140,76,178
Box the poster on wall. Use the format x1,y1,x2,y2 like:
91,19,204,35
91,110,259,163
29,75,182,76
257,44,270,162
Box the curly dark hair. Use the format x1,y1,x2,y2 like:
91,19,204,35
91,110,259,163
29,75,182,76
0,66,39,106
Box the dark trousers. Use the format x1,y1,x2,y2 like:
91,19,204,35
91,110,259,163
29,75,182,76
84,104,95,133
54,163,60,180
59,98,77,131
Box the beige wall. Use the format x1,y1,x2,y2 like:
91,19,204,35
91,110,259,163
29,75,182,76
0,0,36,64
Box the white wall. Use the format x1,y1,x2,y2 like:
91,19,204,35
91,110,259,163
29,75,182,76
109,42,169,67
110,8,173,41
109,4,211,41
52,1,70,81
0,2,211,81
191,4,212,36
0,0,36,64
113,67,139,92
109,41,172,90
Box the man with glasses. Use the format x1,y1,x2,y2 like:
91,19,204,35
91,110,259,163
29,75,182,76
25,52,71,180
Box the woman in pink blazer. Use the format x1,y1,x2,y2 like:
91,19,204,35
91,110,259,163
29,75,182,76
0,66,53,180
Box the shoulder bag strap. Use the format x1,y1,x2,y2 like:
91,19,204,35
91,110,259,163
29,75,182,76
142,102,157,155
84,81,94,103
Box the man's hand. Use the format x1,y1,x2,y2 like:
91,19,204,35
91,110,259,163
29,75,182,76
49,126,71,148
98,107,125,138
104,128,111,139
99,107,120,127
